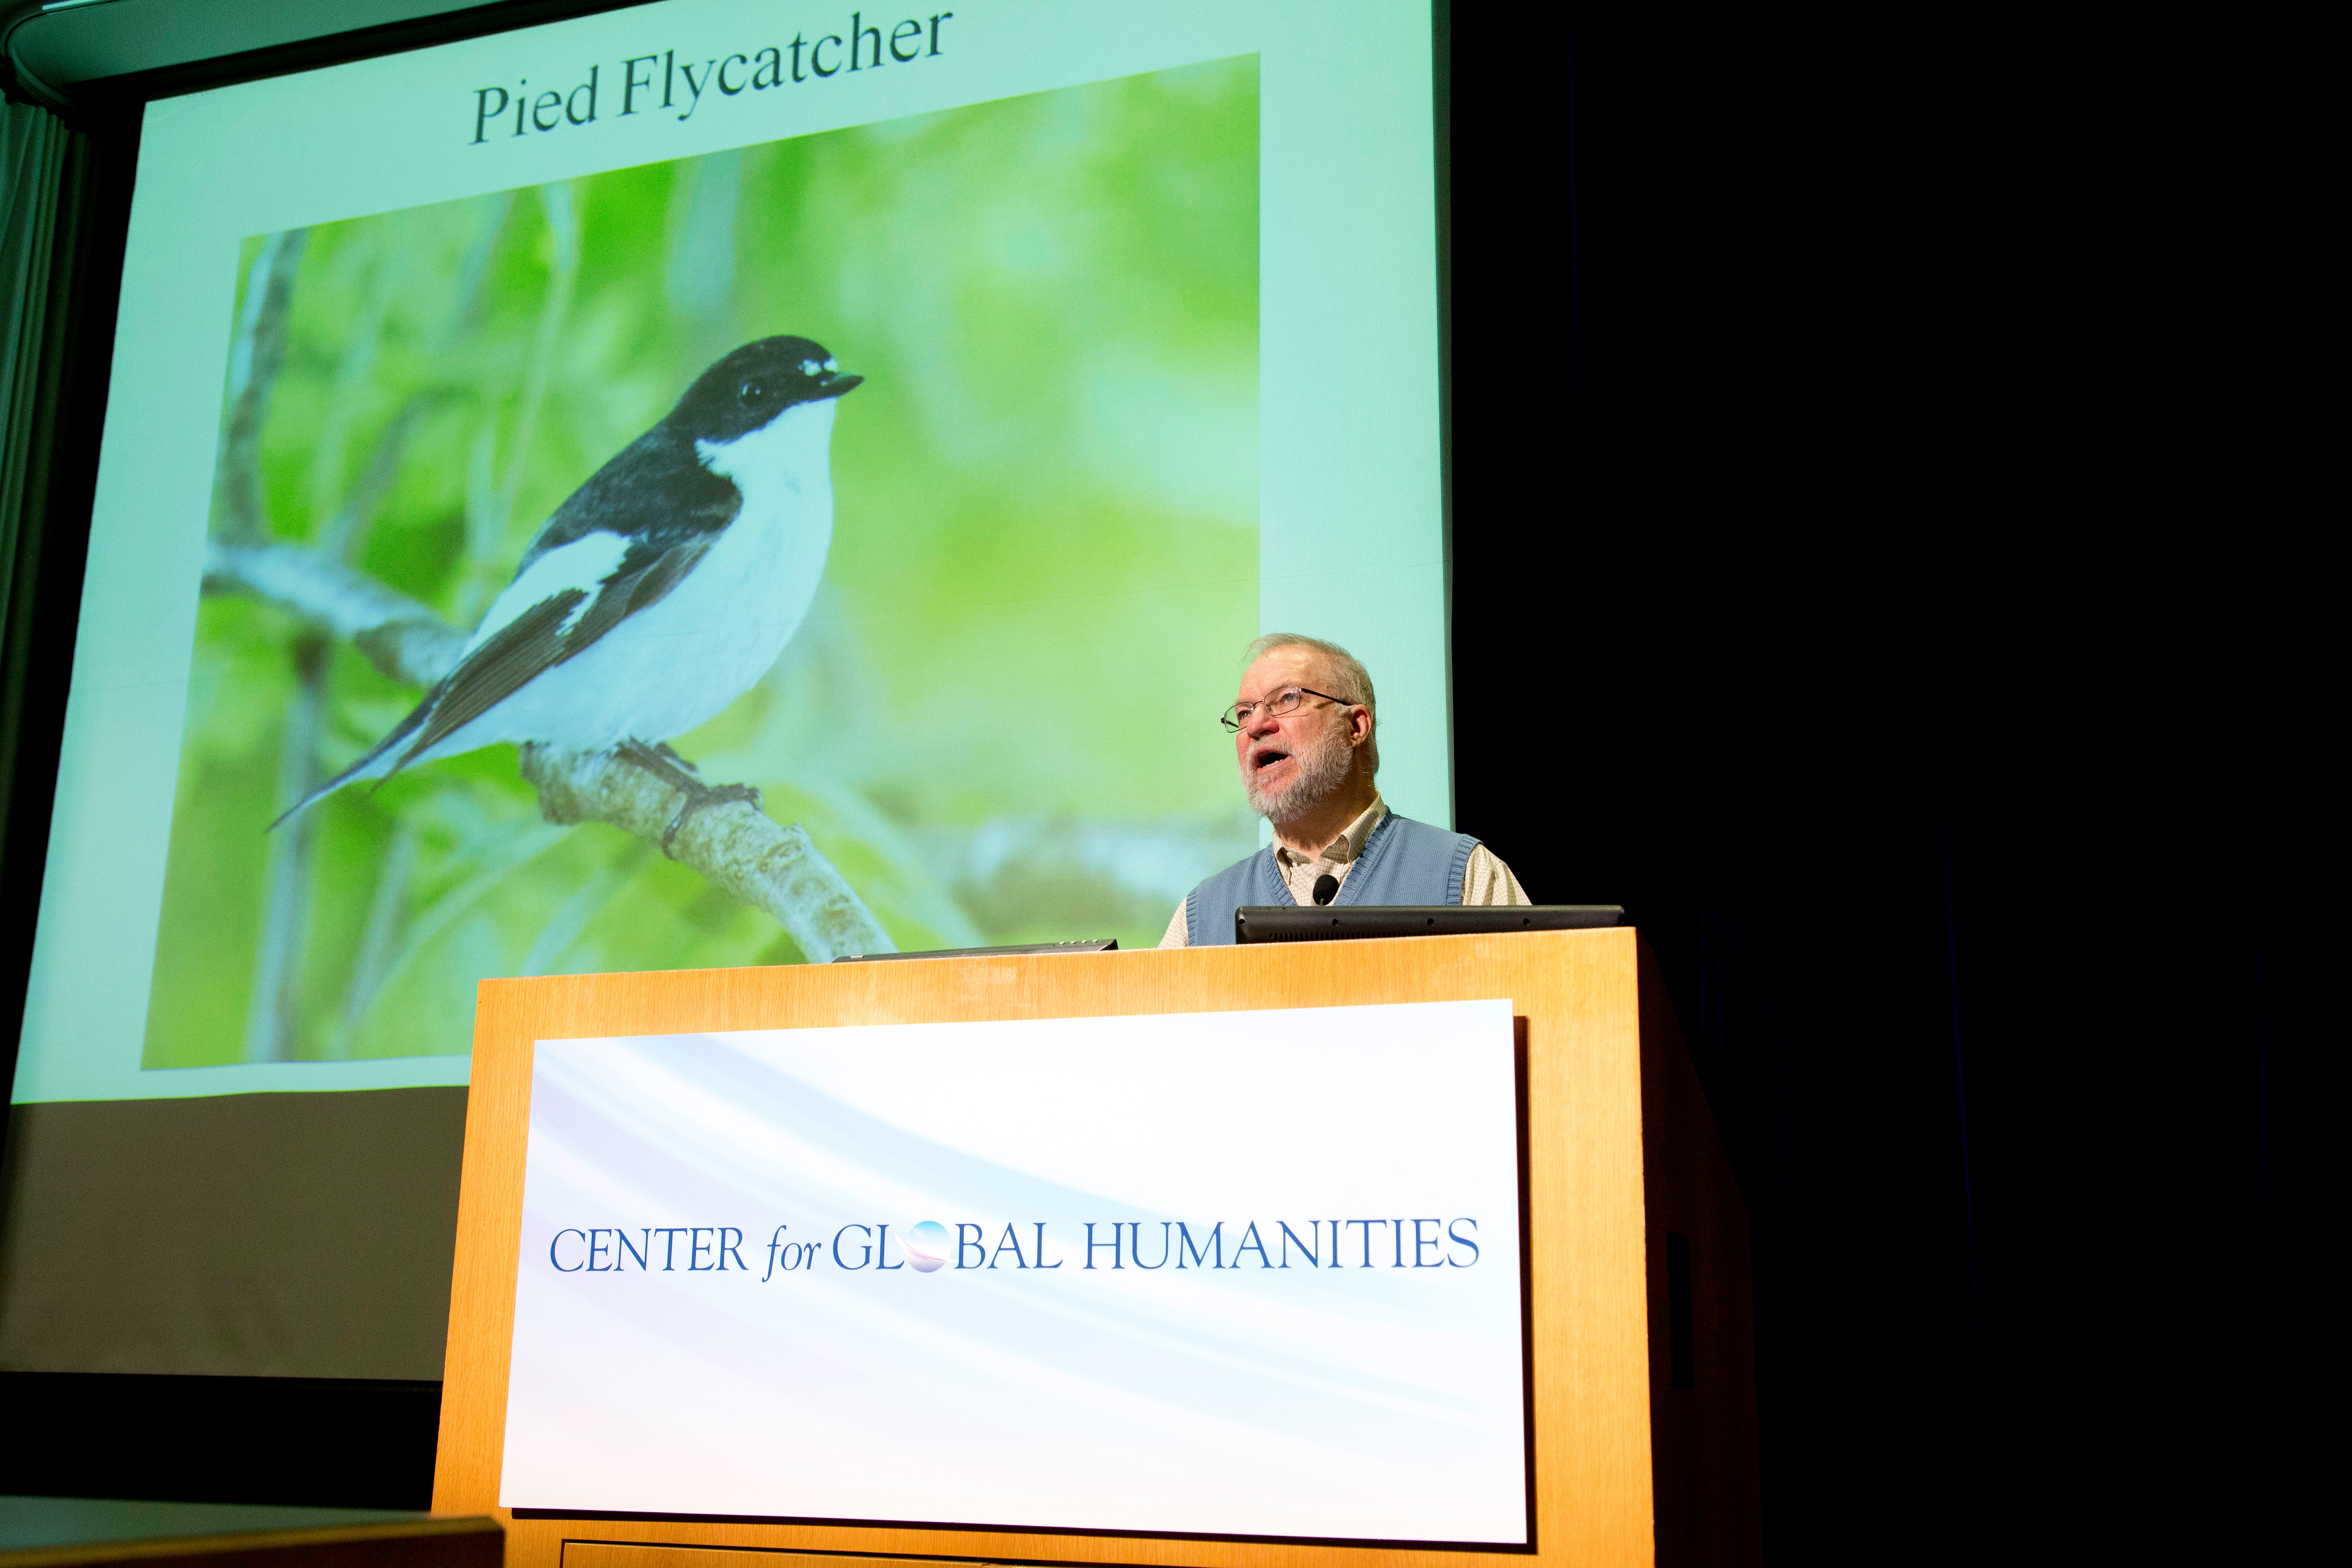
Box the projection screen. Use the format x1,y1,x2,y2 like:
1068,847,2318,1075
2,0,1449,1379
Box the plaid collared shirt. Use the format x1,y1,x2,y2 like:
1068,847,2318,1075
1158,793,1529,948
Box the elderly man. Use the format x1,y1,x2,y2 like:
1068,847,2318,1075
1161,633,1528,947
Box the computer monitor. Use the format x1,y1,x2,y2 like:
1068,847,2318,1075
1234,905,1626,943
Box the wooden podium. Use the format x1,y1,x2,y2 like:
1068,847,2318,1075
433,926,1759,1567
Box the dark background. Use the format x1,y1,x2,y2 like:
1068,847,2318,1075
1,1,2309,1558
1447,4,2310,1558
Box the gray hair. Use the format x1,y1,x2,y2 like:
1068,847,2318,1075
1243,632,1378,776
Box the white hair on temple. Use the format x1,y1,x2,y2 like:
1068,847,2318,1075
1244,632,1379,776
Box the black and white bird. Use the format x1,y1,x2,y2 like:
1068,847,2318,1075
277,336,860,838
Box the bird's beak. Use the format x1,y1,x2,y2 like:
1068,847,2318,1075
811,372,863,400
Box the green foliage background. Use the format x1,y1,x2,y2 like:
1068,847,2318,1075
143,57,1260,1068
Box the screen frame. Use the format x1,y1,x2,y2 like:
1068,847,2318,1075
5,0,1449,1105
0,1,1457,1466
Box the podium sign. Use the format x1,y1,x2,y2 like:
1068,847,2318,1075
437,930,1762,1568
501,1001,1526,1543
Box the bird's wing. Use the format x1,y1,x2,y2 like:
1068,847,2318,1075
461,440,741,658
514,425,740,574
390,533,716,772
270,434,742,830
556,532,712,651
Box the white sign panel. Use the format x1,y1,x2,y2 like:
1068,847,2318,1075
501,999,1527,1544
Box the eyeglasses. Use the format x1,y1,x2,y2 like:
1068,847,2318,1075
1220,685,1355,732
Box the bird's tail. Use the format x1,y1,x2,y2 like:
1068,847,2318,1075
267,703,428,831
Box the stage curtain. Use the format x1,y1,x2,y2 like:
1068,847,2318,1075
0,98,67,649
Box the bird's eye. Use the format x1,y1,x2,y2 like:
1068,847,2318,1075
739,379,768,405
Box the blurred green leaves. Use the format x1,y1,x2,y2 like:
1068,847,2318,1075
142,56,1260,1068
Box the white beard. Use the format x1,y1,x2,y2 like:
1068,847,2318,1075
1247,718,1357,827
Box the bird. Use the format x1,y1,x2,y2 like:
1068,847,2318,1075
275,335,860,846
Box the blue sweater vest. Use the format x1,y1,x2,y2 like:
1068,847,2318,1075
1182,812,1480,947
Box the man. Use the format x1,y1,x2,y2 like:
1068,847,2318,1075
1161,633,1528,947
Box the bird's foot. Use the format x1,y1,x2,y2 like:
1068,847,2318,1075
615,739,764,857
661,782,763,857
616,738,701,794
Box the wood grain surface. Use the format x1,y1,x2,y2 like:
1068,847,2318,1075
0,1516,501,1568
559,1551,998,1568
436,929,1662,1568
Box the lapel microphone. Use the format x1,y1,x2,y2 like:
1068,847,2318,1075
1312,874,1340,905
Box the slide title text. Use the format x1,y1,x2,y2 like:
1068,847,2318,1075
471,11,954,142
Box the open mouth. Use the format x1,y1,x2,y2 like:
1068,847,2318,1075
1251,746,1293,774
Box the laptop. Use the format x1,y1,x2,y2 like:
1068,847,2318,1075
834,939,1118,962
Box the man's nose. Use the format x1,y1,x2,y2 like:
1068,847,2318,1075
1242,708,1280,739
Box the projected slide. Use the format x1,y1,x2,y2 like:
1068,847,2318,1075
503,1000,1528,1542
151,62,1256,1069
15,0,1447,1105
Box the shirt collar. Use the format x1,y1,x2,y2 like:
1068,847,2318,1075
1274,793,1387,868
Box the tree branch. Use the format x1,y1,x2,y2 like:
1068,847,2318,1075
204,538,467,687
521,744,891,962
202,541,895,961
216,229,308,545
